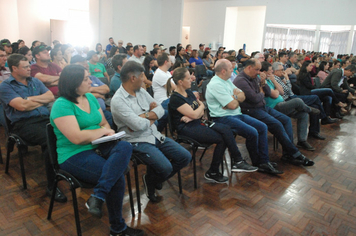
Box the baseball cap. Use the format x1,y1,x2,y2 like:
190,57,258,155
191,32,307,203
159,46,167,51
205,47,211,51
32,45,51,57
0,39,11,47
199,43,205,47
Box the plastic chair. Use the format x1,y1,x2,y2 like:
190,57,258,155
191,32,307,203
46,124,135,236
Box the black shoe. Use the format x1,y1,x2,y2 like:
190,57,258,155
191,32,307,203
231,160,258,172
142,175,161,203
308,133,326,140
308,106,320,115
270,162,278,168
85,196,104,218
297,141,315,151
110,226,144,236
281,154,304,166
295,154,315,166
321,117,337,125
335,112,344,119
204,170,228,183
257,162,284,175
46,187,67,203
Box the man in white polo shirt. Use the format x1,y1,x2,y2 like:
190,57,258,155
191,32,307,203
152,53,175,131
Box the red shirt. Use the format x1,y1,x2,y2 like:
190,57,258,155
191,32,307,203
31,62,62,96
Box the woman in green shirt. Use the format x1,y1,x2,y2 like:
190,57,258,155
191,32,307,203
50,65,143,236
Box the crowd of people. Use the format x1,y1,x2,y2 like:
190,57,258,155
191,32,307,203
1,36,356,236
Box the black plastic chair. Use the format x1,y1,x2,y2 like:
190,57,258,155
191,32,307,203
167,104,210,189
195,64,208,85
46,124,135,236
3,110,34,189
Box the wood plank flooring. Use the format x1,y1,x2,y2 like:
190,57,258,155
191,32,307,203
1,110,356,235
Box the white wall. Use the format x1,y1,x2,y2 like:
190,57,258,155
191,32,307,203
183,0,356,51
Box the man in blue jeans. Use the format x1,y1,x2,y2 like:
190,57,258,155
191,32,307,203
233,59,314,167
206,59,283,175
111,61,191,202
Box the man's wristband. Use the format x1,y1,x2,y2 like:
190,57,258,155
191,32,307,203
145,112,149,119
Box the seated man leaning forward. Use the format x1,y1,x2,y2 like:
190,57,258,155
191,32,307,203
111,61,191,203
233,59,314,167
206,59,283,175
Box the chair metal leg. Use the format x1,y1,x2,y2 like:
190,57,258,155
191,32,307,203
133,163,141,213
71,185,82,236
177,170,182,194
199,147,208,162
17,145,27,189
192,146,197,189
5,141,12,174
273,135,278,151
0,145,3,164
126,172,135,217
47,178,59,220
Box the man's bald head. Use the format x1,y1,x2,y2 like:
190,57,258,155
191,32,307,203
214,59,230,73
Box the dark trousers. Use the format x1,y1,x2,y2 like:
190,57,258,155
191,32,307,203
179,121,243,172
12,116,54,189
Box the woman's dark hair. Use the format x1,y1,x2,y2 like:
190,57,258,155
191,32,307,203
167,67,188,96
202,51,210,59
297,60,312,84
109,46,119,58
264,53,270,61
50,47,61,61
228,50,235,55
95,43,102,52
260,61,271,72
58,64,86,103
328,61,333,70
17,39,24,44
18,46,30,56
238,49,243,55
176,43,182,49
30,40,39,51
61,44,70,56
312,55,318,63
172,61,184,71
176,46,184,57
318,61,328,72
143,55,154,78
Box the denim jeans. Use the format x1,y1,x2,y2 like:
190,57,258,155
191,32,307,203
60,141,132,233
132,137,191,184
156,98,169,132
213,114,269,165
178,121,243,172
290,94,325,135
311,88,339,115
242,106,301,158
274,98,309,142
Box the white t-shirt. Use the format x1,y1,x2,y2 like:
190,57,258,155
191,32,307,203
152,68,172,104
168,55,176,64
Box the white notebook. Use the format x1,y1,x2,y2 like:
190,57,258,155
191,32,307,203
91,131,126,145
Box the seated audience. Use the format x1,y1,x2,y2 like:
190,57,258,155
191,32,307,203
105,37,116,55
50,47,67,69
202,51,215,70
18,46,34,65
31,45,61,97
175,46,190,68
237,49,250,66
225,56,238,82
111,61,191,202
198,43,205,58
234,59,314,167
60,44,74,64
110,53,128,95
126,45,133,59
106,46,120,70
206,59,283,174
0,54,66,202
168,46,176,66
317,61,330,84
95,43,107,63
117,40,126,54
189,49,213,76
168,67,258,182
87,50,111,84
128,45,145,64
50,64,143,236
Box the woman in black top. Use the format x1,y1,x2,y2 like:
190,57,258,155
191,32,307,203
168,68,257,183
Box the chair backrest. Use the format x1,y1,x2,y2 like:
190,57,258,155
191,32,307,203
3,109,12,136
195,64,207,77
46,123,60,170
167,104,177,139
313,76,322,88
201,78,211,101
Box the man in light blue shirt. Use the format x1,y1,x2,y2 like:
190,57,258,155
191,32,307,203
206,59,283,175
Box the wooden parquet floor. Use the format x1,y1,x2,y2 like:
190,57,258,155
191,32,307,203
1,110,356,236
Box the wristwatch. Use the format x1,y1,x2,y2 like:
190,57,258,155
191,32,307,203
233,95,238,100
145,112,149,119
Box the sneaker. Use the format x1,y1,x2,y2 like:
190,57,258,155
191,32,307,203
110,226,144,236
85,196,104,218
231,160,258,172
257,162,284,175
204,170,228,183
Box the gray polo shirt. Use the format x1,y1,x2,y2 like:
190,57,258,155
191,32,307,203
111,85,164,144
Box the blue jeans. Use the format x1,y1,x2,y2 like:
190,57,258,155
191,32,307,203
156,98,169,132
242,106,301,158
60,141,132,233
179,121,243,172
311,88,338,115
132,137,191,184
213,114,269,165
103,109,114,129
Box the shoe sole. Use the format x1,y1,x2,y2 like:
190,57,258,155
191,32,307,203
231,168,258,172
204,175,228,183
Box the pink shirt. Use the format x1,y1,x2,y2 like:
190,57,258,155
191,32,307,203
317,70,329,84
31,62,62,96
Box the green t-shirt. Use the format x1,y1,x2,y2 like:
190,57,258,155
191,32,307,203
50,93,102,164
206,75,242,117
88,62,107,78
265,79,284,108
